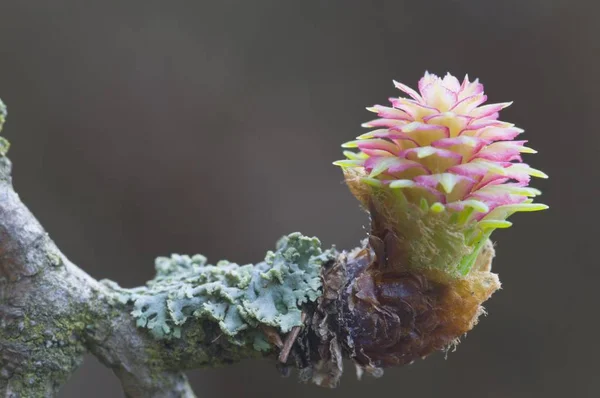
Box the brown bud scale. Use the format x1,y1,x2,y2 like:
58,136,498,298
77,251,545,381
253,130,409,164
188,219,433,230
334,240,499,369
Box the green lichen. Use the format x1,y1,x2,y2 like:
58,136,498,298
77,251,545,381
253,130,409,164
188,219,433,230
0,301,92,397
145,318,269,371
47,249,63,268
109,233,336,345
0,98,8,156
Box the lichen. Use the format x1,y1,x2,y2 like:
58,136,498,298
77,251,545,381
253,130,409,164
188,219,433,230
0,98,8,156
106,233,336,346
0,300,91,397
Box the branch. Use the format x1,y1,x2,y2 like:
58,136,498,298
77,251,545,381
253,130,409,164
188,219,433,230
0,105,501,397
0,154,343,397
0,65,551,396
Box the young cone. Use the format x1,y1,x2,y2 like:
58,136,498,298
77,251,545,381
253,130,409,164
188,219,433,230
333,72,547,370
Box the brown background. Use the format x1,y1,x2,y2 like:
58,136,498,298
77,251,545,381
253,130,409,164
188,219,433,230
0,1,597,397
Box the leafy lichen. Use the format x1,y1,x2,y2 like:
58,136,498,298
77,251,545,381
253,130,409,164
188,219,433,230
108,233,336,346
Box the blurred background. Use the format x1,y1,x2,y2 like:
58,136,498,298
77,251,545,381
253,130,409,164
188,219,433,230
0,1,597,397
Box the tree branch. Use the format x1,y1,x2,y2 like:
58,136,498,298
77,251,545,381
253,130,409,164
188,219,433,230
0,154,342,397
0,125,500,396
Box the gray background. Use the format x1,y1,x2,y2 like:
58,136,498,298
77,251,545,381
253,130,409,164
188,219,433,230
0,1,597,397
